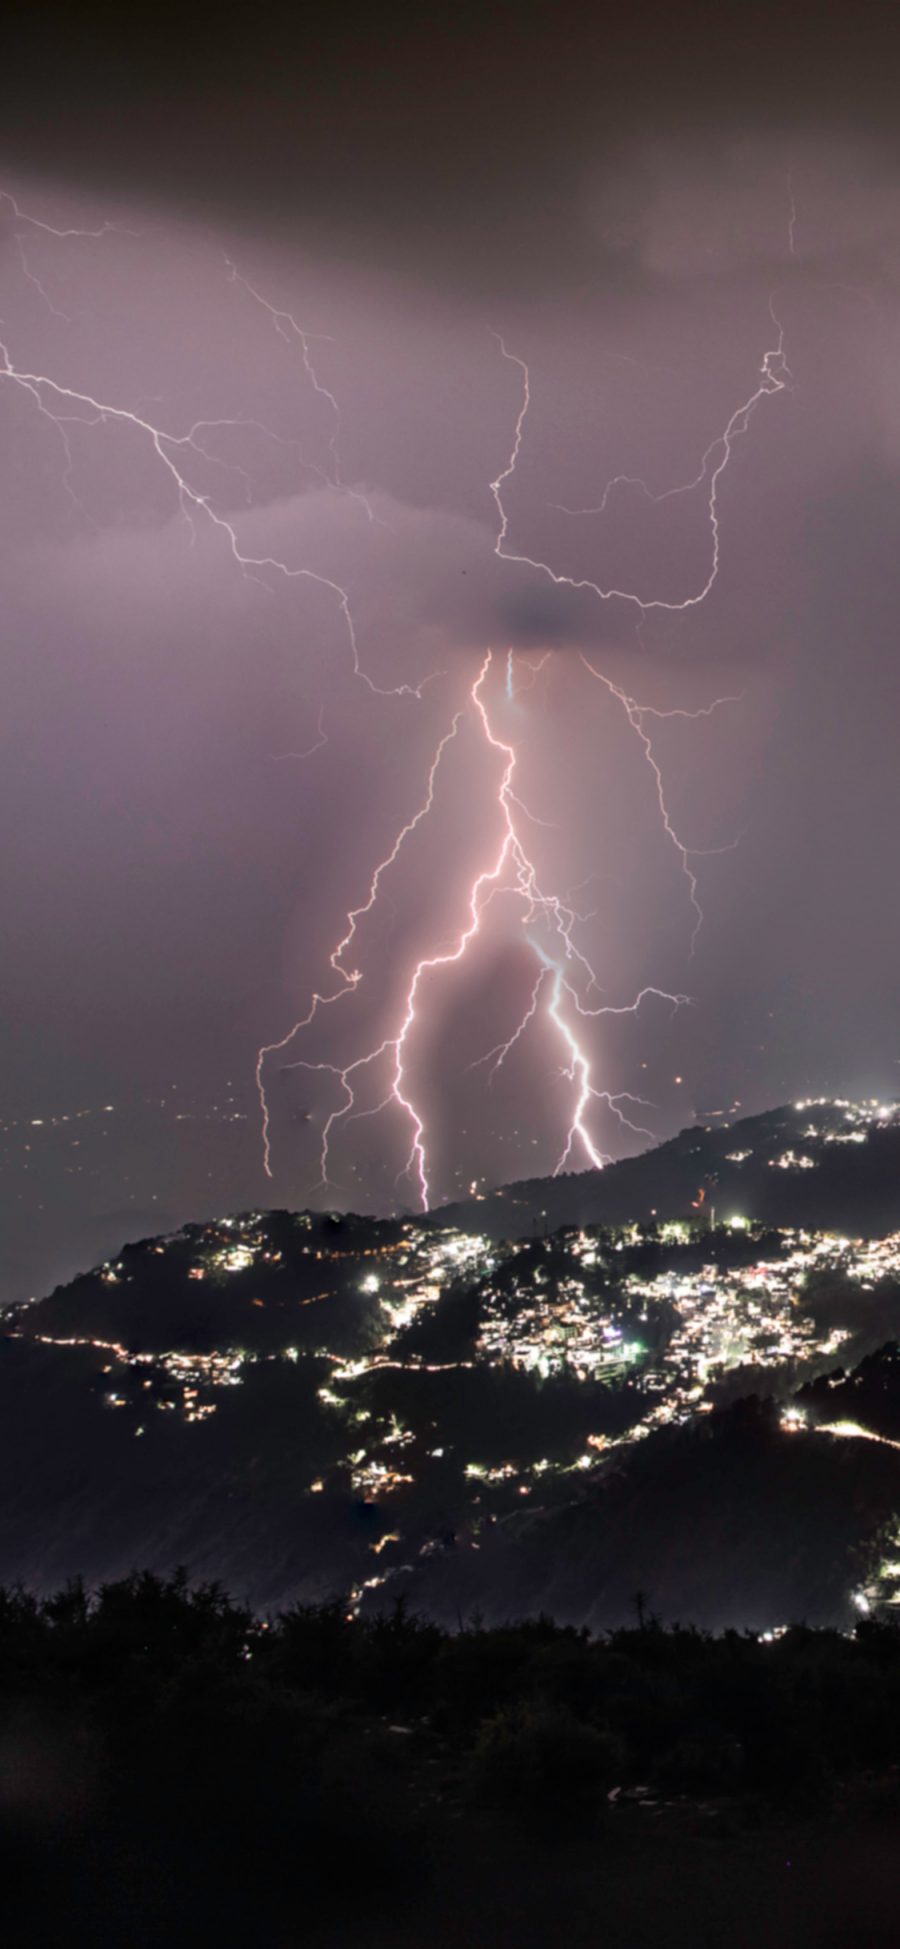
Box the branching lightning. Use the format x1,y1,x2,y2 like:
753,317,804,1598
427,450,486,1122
484,299,785,972
224,257,379,524
507,648,552,701
1,189,140,322
580,657,742,953
0,330,429,698
254,708,465,1177
2,186,790,1214
0,189,137,241
467,965,550,1082
259,650,690,1207
490,304,789,612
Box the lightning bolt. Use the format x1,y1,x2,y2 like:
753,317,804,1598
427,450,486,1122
254,707,465,1178
2,216,461,1196
488,304,765,954
467,964,550,1082
490,301,789,612
271,704,328,762
1,188,140,321
4,188,773,1211
580,657,742,953
543,962,663,1168
506,649,552,701
0,334,426,698
225,257,379,524
263,651,689,1206
391,649,624,1205
328,711,466,987
0,189,137,241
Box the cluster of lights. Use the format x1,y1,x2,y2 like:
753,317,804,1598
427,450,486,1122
9,1094,900,1621
19,1196,900,1464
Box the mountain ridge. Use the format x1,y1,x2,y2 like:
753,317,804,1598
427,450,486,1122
430,1097,900,1239
5,1095,900,1630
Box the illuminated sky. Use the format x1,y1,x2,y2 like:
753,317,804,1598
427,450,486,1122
3,2,900,1281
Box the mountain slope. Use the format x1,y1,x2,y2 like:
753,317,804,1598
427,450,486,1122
434,1098,900,1240
5,1097,900,1626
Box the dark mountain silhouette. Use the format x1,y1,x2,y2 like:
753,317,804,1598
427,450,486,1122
432,1099,900,1240
4,1101,900,1629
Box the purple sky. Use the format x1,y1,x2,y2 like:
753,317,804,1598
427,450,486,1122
3,6,900,1293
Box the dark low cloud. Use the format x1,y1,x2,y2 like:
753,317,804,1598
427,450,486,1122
6,2,900,292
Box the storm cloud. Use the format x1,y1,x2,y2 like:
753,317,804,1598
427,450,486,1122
3,2,900,1294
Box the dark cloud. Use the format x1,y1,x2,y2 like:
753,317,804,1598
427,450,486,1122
5,2,900,291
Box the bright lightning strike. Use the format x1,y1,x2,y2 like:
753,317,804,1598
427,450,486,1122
3,190,774,1213
483,305,785,956
260,651,689,1207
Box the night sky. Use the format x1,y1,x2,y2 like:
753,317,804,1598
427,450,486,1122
4,1,900,1297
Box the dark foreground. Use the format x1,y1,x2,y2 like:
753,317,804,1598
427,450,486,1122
4,1573,900,1946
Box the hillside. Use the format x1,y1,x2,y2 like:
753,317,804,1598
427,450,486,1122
434,1097,900,1239
4,1098,900,1626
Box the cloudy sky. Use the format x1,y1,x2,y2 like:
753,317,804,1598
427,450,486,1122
4,1,900,1292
